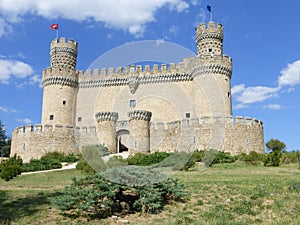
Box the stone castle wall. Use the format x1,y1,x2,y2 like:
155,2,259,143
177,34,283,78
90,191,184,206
11,124,79,162
150,116,264,154
11,115,263,162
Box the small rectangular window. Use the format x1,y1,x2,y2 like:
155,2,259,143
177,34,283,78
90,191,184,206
78,117,82,122
186,113,190,118
49,115,54,120
130,100,136,108
63,100,66,105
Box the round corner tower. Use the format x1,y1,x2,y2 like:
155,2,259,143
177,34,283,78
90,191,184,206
193,21,233,116
128,110,152,154
41,37,79,126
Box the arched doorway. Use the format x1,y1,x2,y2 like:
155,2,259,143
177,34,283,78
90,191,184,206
116,129,130,153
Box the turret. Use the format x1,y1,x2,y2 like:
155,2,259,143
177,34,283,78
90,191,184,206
41,37,79,126
128,110,152,154
193,22,233,116
196,21,223,56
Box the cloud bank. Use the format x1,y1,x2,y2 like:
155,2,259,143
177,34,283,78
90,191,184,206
232,59,300,110
0,0,191,36
0,58,34,84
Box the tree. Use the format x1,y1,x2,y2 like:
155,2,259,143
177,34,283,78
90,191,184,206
0,120,10,157
265,139,286,152
264,139,286,167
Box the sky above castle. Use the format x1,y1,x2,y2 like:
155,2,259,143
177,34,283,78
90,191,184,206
0,0,299,151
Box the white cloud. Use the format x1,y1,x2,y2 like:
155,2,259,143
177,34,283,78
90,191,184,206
231,84,245,95
0,17,13,37
16,74,42,88
278,60,300,87
232,83,281,104
0,58,34,84
233,103,249,110
169,25,178,35
263,104,282,110
0,0,191,36
0,106,18,114
16,118,32,124
193,9,206,27
236,86,280,104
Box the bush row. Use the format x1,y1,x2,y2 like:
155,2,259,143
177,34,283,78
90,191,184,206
0,152,79,181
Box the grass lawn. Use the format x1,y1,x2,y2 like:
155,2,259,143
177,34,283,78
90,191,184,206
0,162,299,225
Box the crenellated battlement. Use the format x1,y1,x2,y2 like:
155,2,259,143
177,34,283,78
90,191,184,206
79,63,184,78
196,22,223,41
42,67,79,87
150,116,263,131
76,53,232,88
77,62,192,88
50,37,78,50
196,21,224,57
50,37,78,70
14,124,74,134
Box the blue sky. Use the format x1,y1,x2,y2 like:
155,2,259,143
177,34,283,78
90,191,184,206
0,0,299,151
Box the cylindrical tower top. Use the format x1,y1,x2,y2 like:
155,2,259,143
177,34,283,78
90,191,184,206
196,22,223,56
50,37,78,69
128,110,152,121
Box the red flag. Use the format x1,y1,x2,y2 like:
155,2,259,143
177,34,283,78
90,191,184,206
50,24,59,30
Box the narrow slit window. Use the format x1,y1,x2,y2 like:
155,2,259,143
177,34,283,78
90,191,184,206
78,117,82,122
63,100,66,105
49,115,54,120
186,113,191,118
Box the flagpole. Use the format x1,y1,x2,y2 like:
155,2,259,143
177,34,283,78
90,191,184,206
210,11,213,22
56,29,58,39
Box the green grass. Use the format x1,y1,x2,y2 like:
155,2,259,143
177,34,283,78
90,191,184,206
0,162,299,225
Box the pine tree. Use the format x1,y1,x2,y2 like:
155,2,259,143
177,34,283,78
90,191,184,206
0,120,7,149
0,119,10,157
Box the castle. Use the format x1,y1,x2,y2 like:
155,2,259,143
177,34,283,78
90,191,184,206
11,21,264,162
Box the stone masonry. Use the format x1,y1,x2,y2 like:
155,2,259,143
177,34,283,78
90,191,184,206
11,21,264,162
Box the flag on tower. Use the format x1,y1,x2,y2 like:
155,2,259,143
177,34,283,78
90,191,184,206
207,5,212,12
50,24,59,30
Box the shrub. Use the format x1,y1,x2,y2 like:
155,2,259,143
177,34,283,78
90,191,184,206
22,158,62,172
52,168,189,219
243,151,264,165
281,151,300,164
40,151,79,163
211,151,237,164
127,152,171,166
76,158,96,174
263,150,282,167
182,150,204,170
0,154,23,181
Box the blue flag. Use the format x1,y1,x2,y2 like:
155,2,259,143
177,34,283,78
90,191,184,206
207,5,212,12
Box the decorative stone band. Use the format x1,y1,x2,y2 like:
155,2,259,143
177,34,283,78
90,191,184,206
78,73,192,88
190,63,232,78
42,76,78,88
50,47,77,58
139,73,191,84
128,110,152,121
95,112,118,122
196,32,223,42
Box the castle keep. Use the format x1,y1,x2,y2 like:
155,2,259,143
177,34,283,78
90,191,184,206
11,21,264,162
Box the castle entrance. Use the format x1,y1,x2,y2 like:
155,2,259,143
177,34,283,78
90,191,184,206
116,129,130,153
